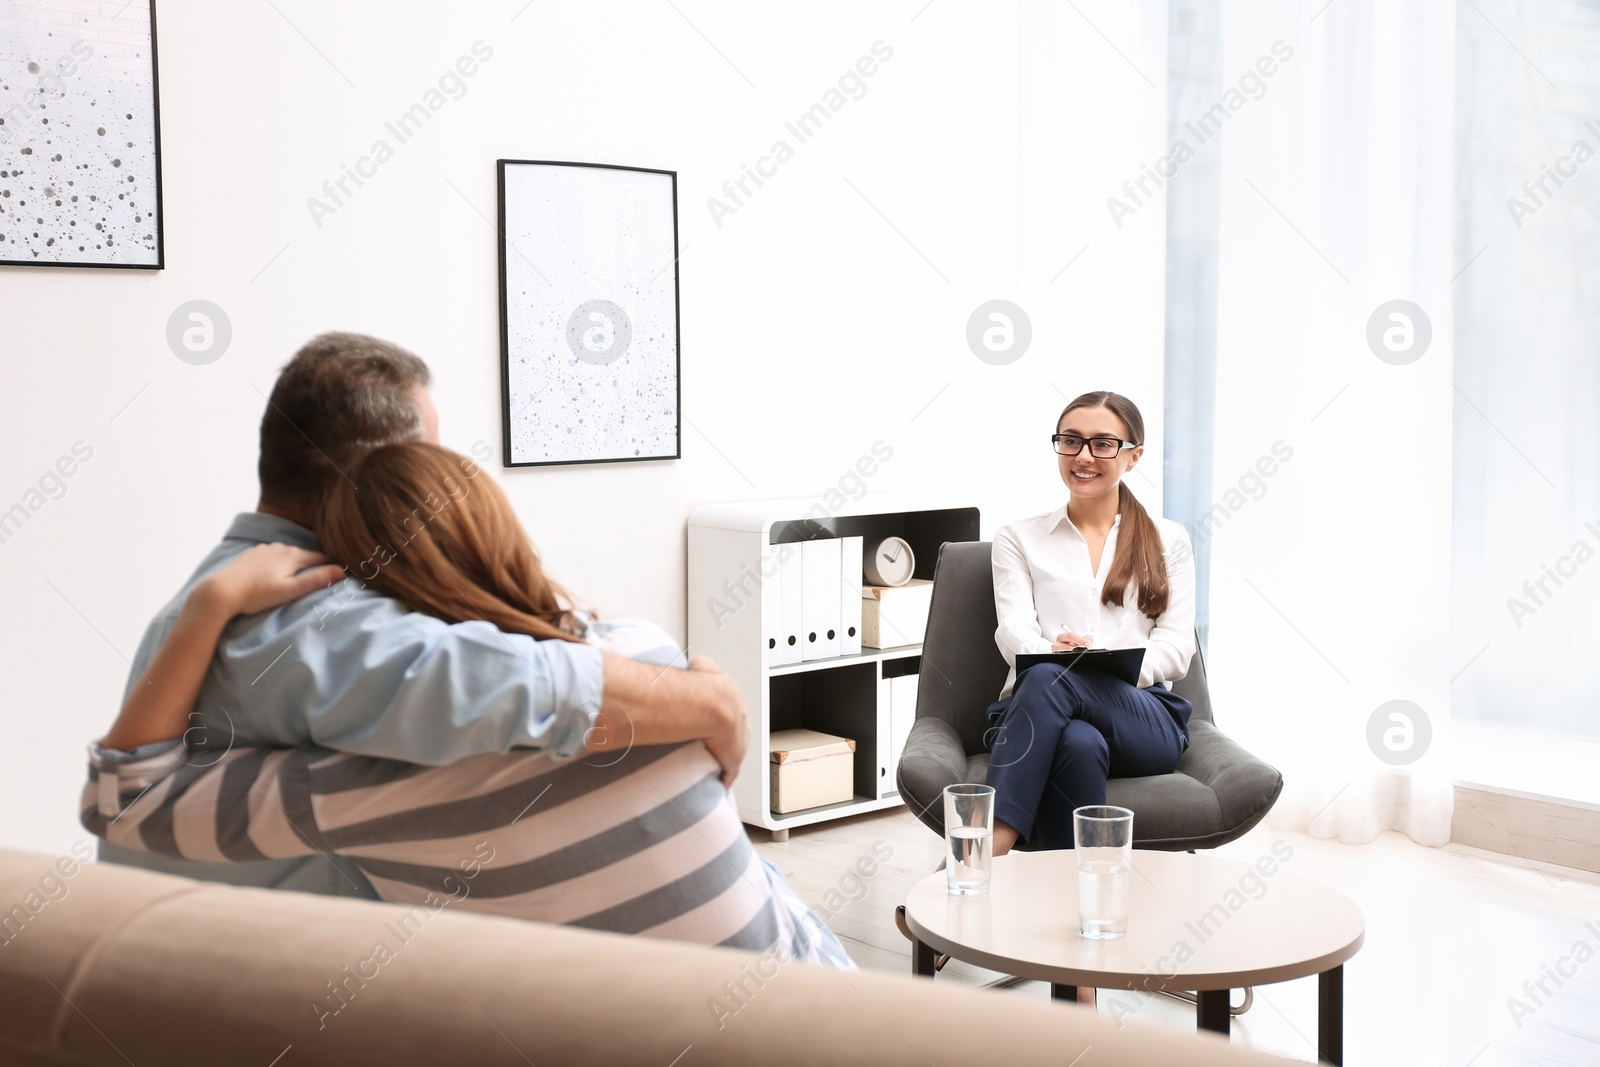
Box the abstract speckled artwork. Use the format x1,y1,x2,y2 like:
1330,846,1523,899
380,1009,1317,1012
498,160,680,466
0,0,163,268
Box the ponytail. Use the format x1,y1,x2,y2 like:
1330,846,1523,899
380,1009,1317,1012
1102,482,1169,618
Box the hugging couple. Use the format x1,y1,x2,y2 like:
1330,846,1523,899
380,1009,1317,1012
83,331,853,969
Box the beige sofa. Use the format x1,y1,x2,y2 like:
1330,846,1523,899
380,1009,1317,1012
0,847,1295,1066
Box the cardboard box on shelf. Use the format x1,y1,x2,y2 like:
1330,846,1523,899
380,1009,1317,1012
861,579,933,648
769,729,856,814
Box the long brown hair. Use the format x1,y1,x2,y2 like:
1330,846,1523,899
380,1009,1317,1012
319,442,586,643
1059,391,1170,619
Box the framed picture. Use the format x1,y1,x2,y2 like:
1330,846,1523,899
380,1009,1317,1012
497,159,681,467
0,0,164,268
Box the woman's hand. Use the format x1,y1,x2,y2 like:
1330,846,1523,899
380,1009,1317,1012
1051,630,1095,651
193,543,345,619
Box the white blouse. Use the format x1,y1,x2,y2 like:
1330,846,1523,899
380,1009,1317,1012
991,504,1196,698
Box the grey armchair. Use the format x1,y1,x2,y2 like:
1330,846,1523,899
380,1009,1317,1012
897,540,1283,851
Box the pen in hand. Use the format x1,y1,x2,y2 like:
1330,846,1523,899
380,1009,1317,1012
1052,627,1094,652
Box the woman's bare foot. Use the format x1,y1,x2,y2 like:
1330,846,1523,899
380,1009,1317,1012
1077,987,1096,1006
993,819,1020,857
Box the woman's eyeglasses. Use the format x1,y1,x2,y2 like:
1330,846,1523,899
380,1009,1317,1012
1052,434,1137,458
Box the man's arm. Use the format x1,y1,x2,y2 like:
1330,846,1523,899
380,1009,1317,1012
589,655,748,788
202,576,747,782
208,587,605,765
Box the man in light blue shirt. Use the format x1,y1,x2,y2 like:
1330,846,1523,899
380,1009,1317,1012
100,333,746,897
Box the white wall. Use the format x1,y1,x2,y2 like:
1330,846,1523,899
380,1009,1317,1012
0,0,1167,857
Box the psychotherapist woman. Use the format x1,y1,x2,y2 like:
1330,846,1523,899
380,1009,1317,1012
984,390,1198,859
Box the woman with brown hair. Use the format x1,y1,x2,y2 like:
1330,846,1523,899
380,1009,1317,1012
90,442,852,966
318,442,589,646
100,441,600,754
985,391,1196,857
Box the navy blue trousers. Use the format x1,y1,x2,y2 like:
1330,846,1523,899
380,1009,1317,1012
983,661,1192,850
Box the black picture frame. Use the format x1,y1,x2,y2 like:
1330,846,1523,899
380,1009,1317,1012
0,0,165,270
497,158,682,468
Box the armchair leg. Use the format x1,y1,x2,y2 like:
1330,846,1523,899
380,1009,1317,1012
896,905,950,973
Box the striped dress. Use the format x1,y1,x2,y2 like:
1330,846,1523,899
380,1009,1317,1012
81,617,853,968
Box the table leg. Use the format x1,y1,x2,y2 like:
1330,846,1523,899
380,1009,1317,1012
1196,989,1231,1034
1050,983,1078,1001
1318,965,1343,1065
912,937,937,979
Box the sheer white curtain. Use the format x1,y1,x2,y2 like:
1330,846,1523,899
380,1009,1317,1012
1202,0,1457,845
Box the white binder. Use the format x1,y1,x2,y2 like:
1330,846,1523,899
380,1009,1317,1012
839,535,863,656
800,538,842,661
762,549,783,668
778,546,804,665
890,673,919,780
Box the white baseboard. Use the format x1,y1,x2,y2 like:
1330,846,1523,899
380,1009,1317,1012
1451,785,1600,874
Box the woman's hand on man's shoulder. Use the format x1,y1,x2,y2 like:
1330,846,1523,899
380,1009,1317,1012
196,543,346,619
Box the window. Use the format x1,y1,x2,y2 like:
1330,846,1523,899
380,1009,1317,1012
1162,0,1223,652
1451,0,1600,749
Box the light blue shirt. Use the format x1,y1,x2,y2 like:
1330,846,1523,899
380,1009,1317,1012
98,512,606,898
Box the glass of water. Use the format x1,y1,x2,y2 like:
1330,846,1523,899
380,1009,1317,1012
1074,805,1133,939
944,784,995,896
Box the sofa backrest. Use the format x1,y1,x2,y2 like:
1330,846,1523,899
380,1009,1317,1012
0,846,1294,1066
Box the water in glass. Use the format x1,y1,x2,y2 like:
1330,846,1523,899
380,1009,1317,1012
1077,848,1130,938
947,825,993,895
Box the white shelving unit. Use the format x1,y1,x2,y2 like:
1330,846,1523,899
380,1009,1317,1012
687,497,979,838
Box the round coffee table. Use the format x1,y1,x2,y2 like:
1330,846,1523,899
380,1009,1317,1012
901,849,1364,1064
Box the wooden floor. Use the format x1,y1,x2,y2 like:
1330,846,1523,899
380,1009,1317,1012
753,806,1600,1065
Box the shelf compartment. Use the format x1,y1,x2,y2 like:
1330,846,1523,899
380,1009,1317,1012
769,662,880,807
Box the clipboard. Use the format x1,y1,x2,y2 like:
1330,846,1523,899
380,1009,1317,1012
1015,647,1145,688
